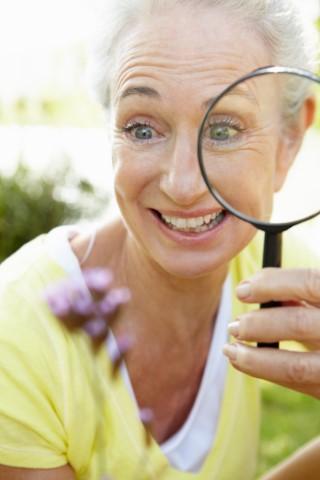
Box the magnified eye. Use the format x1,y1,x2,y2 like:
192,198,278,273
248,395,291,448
209,123,239,142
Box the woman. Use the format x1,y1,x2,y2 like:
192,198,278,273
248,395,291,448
0,1,319,479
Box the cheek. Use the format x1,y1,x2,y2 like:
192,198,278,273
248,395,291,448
206,140,277,217
112,142,160,203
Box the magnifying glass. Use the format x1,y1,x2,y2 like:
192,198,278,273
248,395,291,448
197,66,320,348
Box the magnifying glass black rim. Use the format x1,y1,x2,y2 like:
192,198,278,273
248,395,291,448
197,65,320,233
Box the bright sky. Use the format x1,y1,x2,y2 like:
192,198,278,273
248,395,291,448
0,0,92,53
0,0,318,98
0,0,96,98
0,0,318,53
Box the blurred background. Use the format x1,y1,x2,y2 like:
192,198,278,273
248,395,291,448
0,0,111,261
0,1,320,477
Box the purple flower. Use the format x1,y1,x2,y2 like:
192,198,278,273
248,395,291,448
83,268,113,294
139,408,154,425
99,287,131,316
83,317,108,338
44,269,131,350
111,334,135,377
45,288,72,318
70,290,94,317
116,334,135,353
45,276,94,323
107,287,131,305
139,407,154,447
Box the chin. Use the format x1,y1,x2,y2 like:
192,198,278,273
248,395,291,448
147,239,249,280
157,260,226,280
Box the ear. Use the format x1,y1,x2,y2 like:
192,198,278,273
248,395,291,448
274,96,316,192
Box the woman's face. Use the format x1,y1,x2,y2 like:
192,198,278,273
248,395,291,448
110,5,288,278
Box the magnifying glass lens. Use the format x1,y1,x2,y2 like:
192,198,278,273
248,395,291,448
200,72,320,225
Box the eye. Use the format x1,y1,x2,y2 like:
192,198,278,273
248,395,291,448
133,124,154,140
209,123,239,142
123,121,157,142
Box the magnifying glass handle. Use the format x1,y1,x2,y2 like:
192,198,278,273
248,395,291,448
258,300,281,348
257,231,282,349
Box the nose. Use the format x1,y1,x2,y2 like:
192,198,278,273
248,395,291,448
160,130,208,206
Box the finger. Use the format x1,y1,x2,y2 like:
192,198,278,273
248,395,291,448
274,379,320,398
236,268,320,306
223,343,320,394
229,306,320,343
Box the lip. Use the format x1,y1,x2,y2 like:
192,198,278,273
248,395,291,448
148,208,229,246
155,208,223,219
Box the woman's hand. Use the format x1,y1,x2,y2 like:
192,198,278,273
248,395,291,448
223,268,320,399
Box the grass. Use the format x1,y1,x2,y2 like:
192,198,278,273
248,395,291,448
256,381,320,478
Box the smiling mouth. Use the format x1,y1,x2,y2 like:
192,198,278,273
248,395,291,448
152,210,226,233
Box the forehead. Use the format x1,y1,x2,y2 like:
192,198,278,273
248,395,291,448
111,5,272,107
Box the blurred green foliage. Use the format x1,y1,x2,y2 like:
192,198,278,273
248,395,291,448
257,382,320,478
0,162,108,262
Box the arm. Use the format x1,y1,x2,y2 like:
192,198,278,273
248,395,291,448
0,465,75,480
261,437,320,480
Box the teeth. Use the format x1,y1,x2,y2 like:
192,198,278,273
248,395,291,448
194,217,204,227
177,218,186,229
187,218,197,228
161,212,223,231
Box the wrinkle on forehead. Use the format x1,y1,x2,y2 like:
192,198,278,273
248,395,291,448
111,6,271,107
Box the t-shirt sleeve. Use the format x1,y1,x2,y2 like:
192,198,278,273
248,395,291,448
0,286,68,468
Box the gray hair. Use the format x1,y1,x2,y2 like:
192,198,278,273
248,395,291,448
88,0,318,118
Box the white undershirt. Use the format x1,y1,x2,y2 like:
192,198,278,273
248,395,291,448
45,226,231,473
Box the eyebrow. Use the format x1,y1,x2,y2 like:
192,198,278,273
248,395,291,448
202,86,259,110
119,86,161,101
119,84,258,109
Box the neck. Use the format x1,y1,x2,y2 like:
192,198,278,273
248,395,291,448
111,229,228,347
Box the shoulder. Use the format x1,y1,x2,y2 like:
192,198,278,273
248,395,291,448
0,234,67,295
0,235,72,356
0,235,68,348
0,235,102,472
0,235,90,396
0,233,102,380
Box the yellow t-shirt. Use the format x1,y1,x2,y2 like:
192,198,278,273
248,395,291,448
0,232,316,479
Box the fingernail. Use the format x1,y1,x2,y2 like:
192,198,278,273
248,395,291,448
228,321,240,338
236,282,251,299
223,343,238,362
